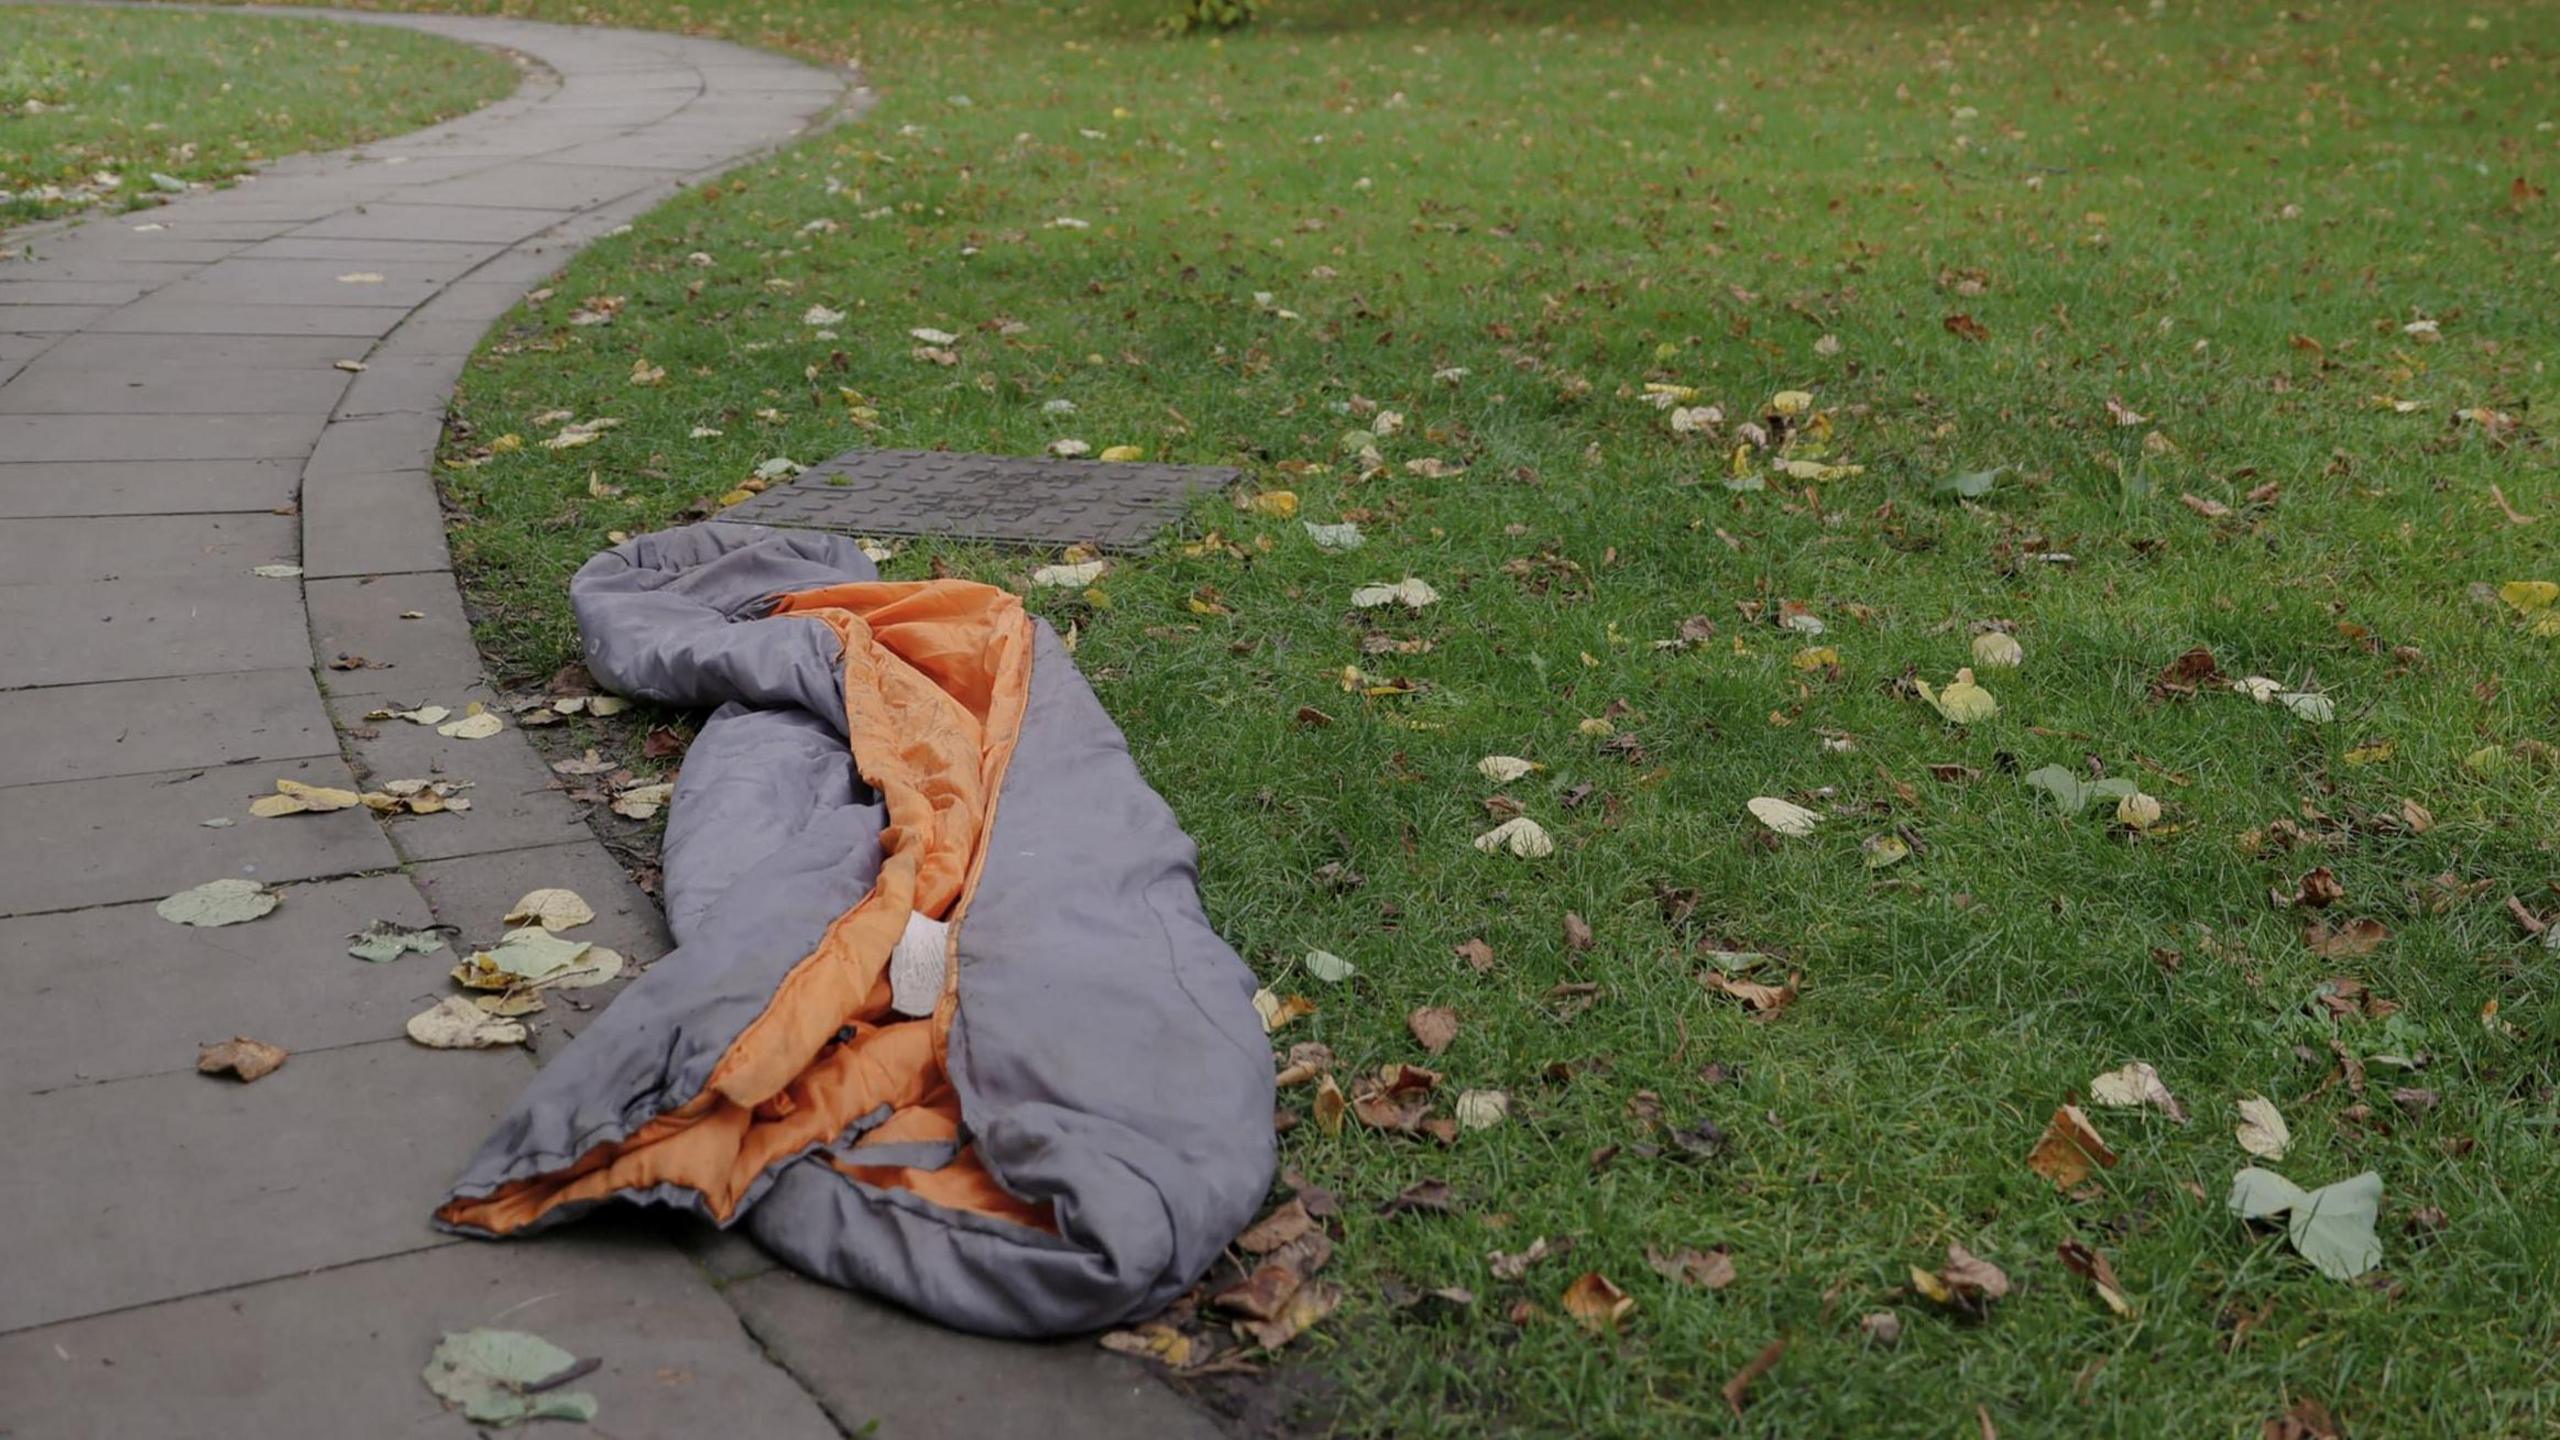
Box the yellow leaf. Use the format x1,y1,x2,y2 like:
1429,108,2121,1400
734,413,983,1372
717,488,754,508
2499,581,2558,612
1099,445,1146,463
1791,646,1839,671
1249,489,1299,519
1917,668,1998,724
2344,739,2395,766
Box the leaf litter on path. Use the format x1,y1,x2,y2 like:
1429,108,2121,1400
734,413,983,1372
422,1328,599,1426
197,1036,287,1082
157,879,278,927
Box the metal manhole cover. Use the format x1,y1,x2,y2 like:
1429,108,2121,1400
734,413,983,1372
720,447,1236,550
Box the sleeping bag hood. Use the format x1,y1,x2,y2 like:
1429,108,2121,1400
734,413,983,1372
434,522,1276,1337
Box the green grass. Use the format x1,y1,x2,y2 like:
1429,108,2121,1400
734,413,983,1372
265,0,2560,1431
0,5,514,226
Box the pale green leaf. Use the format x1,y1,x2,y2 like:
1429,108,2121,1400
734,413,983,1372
156,878,278,928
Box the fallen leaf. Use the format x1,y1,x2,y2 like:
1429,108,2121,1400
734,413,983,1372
2235,1095,2293,1160
2305,918,2389,958
247,777,362,817
1702,969,1799,1016
1253,989,1319,1032
1473,816,1556,859
1408,1005,1460,1055
437,710,505,740
1910,1243,2011,1315
1478,755,1538,784
1236,1198,1320,1254
1030,560,1108,587
1241,1278,1342,1351
1561,1272,1634,1332
1971,631,2025,668
1721,1338,1786,1417
2056,1238,2135,1317
156,878,279,927
1303,520,1365,552
1563,911,1595,952
1488,1236,1560,1281
348,922,449,963
1381,1178,1457,1217
503,888,594,932
2226,1168,2383,1281
1303,949,1356,984
1916,668,1999,724
1943,312,1991,343
406,995,529,1049
1453,938,1497,972
197,1036,287,1083
2087,1062,2187,1123
2264,1397,2344,1440
422,1328,598,1425
1645,1245,1736,1290
610,782,674,820
1455,1089,1510,1131
250,563,304,579
2116,791,2164,830
1859,1312,1903,1346
1312,1074,1348,1135
453,927,594,989
1351,577,1440,609
1861,833,1911,868
2025,1104,2119,1190
2277,692,2335,724
1746,796,1821,836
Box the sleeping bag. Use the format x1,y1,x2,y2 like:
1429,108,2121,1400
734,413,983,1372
434,522,1276,1337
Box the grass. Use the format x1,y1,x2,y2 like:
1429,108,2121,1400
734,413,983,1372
0,4,514,227
244,0,2560,1430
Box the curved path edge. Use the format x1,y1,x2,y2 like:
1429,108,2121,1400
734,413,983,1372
0,8,1225,1437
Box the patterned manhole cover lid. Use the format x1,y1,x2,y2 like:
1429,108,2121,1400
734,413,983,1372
720,447,1236,550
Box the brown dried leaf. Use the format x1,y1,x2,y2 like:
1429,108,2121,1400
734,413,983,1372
1702,969,1799,1016
1721,1338,1786,1417
1240,1279,1341,1351
1407,1005,1461,1056
2151,646,2225,699
1453,937,1496,972
1561,1272,1634,1333
1563,912,1595,952
1236,1198,1318,1255
2305,917,2391,958
2056,1239,2136,1318
197,1035,287,1083
1381,1178,1456,1218
1910,1243,2011,1314
1312,1075,1347,1137
1644,1245,1736,1290
2025,1104,2119,1190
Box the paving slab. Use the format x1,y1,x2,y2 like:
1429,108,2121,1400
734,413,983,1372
307,572,497,700
0,754,398,917
304,408,444,476
154,257,455,308
0,872,442,1091
0,1038,528,1332
0,512,297,582
0,1232,841,1439
290,201,575,245
0,668,332,787
330,695,594,862
0,357,355,414
0,457,300,518
726,1269,1227,1440
28,329,366,372
303,466,453,577
0,574,312,687
84,297,413,337
0,302,109,333
401,159,686,211
0,411,327,462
